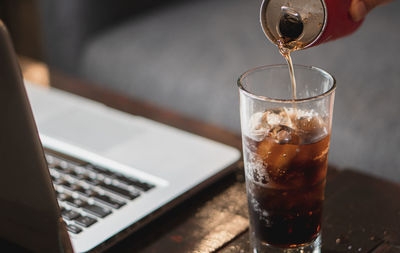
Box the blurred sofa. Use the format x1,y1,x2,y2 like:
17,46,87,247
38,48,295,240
38,0,400,182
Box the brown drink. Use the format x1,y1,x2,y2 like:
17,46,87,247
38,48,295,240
243,108,329,247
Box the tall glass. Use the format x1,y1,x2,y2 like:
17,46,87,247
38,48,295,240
238,65,335,253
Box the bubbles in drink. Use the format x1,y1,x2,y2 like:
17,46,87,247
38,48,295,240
243,108,329,247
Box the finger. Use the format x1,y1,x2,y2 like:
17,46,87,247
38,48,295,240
349,0,368,22
350,0,394,22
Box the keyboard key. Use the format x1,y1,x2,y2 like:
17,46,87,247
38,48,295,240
52,165,73,174
93,194,126,209
59,181,80,191
69,184,84,191
75,216,97,227
115,175,137,185
84,177,101,186
68,170,87,180
118,176,154,192
57,192,72,202
82,204,111,218
86,165,113,176
139,183,154,192
53,179,66,187
114,174,154,191
76,187,99,198
100,183,140,200
52,174,65,184
67,224,82,234
62,209,81,221
51,165,63,173
65,197,88,208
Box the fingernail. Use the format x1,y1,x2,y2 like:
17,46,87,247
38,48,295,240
350,0,367,22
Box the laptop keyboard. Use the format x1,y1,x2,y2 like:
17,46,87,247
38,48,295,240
45,152,155,235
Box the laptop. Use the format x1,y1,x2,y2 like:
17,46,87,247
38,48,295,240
0,22,240,252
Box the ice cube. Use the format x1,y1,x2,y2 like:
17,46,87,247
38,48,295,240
256,137,298,183
268,124,300,144
292,134,330,166
295,114,327,143
247,112,270,141
295,115,321,133
264,109,282,126
265,108,295,129
247,108,297,141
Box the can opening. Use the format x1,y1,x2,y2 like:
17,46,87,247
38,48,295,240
278,6,304,42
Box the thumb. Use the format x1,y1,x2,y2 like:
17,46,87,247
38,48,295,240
350,0,393,22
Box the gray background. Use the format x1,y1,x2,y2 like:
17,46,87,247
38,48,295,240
39,0,400,182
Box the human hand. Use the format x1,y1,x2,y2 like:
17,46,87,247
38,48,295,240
350,0,393,22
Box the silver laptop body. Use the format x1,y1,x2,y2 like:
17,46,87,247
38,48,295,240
0,22,240,252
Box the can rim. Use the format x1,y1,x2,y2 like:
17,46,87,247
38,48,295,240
307,0,328,48
259,0,328,49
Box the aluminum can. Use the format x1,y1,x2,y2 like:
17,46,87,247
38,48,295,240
260,0,364,48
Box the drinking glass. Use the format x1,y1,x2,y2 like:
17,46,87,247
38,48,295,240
237,64,335,253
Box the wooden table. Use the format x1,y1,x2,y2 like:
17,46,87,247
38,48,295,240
50,72,400,253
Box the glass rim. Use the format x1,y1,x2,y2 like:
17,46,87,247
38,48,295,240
237,64,336,103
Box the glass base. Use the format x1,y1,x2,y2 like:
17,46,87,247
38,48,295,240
250,231,321,253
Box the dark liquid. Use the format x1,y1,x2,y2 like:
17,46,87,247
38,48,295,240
248,180,325,247
282,52,297,100
279,14,304,41
278,42,305,101
244,109,329,247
